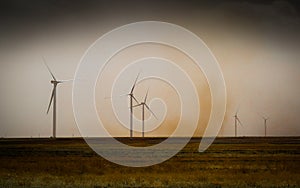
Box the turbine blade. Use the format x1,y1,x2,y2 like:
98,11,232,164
120,93,129,97
235,105,240,116
144,88,149,103
130,72,140,93
257,112,265,119
132,104,142,108
43,57,57,81
104,95,123,99
132,95,139,104
104,96,118,99
237,117,243,127
47,87,55,114
60,79,73,83
258,112,269,121
145,104,158,119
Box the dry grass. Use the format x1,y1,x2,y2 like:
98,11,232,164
0,137,299,187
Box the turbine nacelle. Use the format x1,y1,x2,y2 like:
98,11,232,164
50,80,62,84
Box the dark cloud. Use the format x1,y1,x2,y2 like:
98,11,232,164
1,0,298,22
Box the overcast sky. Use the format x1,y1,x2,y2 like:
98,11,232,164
0,0,299,137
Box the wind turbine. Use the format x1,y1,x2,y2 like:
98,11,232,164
44,57,71,139
133,89,158,137
233,109,243,137
261,115,269,137
124,73,140,138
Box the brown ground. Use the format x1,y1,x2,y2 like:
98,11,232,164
0,137,299,187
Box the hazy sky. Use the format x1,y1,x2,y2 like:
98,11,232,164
0,0,299,137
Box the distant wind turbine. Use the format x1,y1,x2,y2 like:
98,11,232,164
261,115,269,137
43,57,72,139
233,108,243,137
123,73,140,138
133,89,158,137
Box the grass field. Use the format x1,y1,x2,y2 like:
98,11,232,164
0,137,299,187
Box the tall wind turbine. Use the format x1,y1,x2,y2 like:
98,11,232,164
125,73,140,138
133,89,158,137
233,109,243,137
44,57,71,139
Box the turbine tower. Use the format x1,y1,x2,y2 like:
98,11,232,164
133,89,158,137
125,73,140,138
44,57,71,139
233,109,243,137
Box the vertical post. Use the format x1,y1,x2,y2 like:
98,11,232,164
265,119,267,137
142,105,145,138
53,86,56,139
130,96,133,138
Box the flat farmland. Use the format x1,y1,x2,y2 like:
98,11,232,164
0,137,299,187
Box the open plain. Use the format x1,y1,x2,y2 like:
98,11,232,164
0,137,299,187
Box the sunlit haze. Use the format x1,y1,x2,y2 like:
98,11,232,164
0,0,299,137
